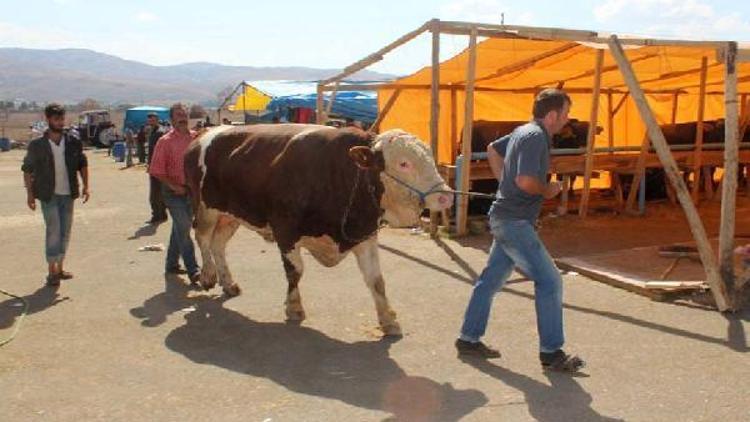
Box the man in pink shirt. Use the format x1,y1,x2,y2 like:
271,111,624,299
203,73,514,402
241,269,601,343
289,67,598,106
149,103,200,282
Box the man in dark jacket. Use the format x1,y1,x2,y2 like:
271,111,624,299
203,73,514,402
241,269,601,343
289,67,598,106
145,112,167,224
22,103,90,286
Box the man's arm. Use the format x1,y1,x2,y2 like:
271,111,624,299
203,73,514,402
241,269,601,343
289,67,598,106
515,175,560,199
154,175,186,195
80,166,90,203
23,172,35,210
514,136,560,199
487,143,504,182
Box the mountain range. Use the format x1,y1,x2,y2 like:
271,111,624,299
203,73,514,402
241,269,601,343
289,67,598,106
0,48,395,106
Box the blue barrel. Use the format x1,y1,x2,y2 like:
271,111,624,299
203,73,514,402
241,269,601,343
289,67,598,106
0,138,10,152
112,142,126,162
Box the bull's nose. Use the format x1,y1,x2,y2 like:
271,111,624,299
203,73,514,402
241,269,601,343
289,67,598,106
438,193,453,208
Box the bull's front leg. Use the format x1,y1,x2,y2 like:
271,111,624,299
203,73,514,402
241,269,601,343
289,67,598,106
352,237,401,336
281,246,306,321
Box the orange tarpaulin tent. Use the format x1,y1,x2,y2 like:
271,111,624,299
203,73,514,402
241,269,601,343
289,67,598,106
378,37,750,165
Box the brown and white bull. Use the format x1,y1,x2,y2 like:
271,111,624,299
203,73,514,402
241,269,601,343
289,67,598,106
184,124,452,335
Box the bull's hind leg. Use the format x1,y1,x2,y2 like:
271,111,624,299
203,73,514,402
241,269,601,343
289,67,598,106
194,205,219,290
211,216,241,297
352,237,401,336
281,246,306,321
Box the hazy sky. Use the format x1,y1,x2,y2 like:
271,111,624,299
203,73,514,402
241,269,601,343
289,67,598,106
2,0,749,75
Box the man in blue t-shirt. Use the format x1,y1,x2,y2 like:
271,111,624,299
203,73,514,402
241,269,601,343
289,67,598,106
455,88,585,372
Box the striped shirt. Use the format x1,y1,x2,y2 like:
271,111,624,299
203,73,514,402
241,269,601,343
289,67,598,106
148,128,195,187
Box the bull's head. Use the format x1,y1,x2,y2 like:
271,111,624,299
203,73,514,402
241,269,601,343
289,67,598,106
349,129,453,227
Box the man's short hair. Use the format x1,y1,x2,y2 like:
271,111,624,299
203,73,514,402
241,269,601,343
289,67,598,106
44,103,65,118
147,112,159,119
532,88,571,119
169,103,186,120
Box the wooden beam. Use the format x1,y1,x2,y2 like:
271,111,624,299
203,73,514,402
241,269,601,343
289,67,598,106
692,57,709,202
437,20,729,47
612,92,630,116
719,41,740,299
536,54,658,89
474,42,581,84
368,89,402,133
608,34,731,312
456,28,478,236
320,21,431,86
610,61,722,89
320,82,676,95
579,49,605,217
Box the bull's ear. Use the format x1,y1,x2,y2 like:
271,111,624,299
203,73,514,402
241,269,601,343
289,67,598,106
348,146,375,169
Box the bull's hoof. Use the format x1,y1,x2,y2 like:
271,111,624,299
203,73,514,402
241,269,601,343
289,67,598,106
222,283,241,297
381,321,402,337
200,269,218,290
285,306,306,321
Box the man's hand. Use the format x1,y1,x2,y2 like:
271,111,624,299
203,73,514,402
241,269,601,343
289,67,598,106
27,192,36,211
82,187,90,204
171,185,187,196
544,181,562,199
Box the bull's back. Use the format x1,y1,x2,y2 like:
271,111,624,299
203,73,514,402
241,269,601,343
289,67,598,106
187,124,327,224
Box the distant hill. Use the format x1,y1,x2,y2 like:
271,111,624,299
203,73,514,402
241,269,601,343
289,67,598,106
0,48,396,105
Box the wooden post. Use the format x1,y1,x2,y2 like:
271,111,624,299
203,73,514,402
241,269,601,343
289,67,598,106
719,42,740,297
625,132,650,213
456,28,478,236
325,81,340,117
578,49,604,217
607,91,614,149
692,57,709,202
450,87,458,162
608,35,731,312
429,20,441,235
368,89,401,133
316,84,325,124
671,91,680,125
665,91,681,204
430,20,441,160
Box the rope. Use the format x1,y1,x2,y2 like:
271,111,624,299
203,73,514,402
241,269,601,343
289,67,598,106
0,288,29,348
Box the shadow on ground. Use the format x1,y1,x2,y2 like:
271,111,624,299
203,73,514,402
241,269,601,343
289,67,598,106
127,223,159,241
0,285,69,330
461,357,625,422
383,238,749,353
146,296,488,421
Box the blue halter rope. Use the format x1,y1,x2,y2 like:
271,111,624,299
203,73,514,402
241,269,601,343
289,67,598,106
382,172,496,204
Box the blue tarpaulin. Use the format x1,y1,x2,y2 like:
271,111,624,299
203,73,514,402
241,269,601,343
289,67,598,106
244,80,378,123
123,106,170,132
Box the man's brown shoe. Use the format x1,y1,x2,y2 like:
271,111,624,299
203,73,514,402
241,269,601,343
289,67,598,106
455,339,501,359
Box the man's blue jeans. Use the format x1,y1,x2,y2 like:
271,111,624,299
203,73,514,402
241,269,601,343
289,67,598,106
162,188,199,275
459,218,564,353
40,194,74,264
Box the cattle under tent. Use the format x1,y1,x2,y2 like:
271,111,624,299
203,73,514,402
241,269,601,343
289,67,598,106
316,19,750,312
220,80,378,125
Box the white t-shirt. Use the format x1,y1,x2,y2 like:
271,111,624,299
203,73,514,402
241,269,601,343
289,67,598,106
48,137,71,195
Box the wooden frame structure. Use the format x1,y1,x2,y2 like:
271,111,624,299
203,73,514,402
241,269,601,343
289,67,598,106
318,19,749,311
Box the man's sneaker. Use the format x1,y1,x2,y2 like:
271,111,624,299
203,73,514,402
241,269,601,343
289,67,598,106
166,266,188,275
455,339,501,359
540,350,585,372
188,272,201,285
45,274,60,287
